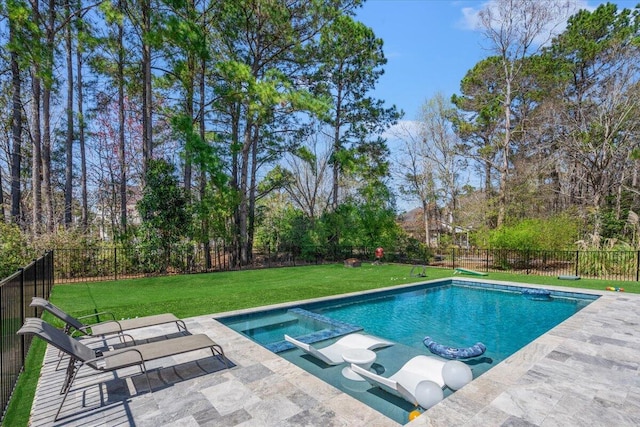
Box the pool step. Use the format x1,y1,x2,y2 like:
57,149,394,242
265,308,362,353
225,313,300,332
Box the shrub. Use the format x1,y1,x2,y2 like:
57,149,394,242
0,223,33,278
489,215,580,250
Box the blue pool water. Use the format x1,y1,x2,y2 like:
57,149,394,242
219,279,597,424
313,284,592,363
238,311,328,342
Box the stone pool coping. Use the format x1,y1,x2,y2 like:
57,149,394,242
28,278,640,426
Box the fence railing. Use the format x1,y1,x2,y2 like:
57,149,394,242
50,245,640,284
0,251,54,423
52,244,375,283
432,248,640,282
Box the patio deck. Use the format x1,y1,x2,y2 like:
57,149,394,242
26,279,640,426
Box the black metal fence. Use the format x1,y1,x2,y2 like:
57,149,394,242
51,245,640,284
432,248,640,282
52,244,375,283
0,251,54,422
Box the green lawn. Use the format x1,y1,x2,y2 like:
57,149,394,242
5,263,638,426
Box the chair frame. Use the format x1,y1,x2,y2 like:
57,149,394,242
18,318,230,421
30,296,187,338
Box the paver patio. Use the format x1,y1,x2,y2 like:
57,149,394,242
26,279,640,426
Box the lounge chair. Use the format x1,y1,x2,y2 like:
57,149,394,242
18,317,230,421
30,296,187,338
284,333,393,365
350,355,446,406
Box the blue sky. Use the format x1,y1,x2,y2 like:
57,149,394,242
356,0,488,120
355,0,639,121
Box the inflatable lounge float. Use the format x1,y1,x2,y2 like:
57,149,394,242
453,267,488,276
423,336,486,360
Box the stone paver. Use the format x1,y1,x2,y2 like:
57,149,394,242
27,279,640,426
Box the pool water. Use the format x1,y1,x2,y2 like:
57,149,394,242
221,307,363,353
315,284,591,363
219,280,596,424
236,312,325,342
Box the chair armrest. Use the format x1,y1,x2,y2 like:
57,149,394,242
90,319,125,333
72,332,136,347
77,311,117,322
106,332,135,345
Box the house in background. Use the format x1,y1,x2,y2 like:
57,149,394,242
398,202,474,249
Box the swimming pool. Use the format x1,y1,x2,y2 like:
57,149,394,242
220,279,597,424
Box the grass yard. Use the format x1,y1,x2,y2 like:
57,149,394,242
5,263,639,426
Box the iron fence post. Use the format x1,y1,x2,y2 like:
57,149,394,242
51,250,54,291
636,251,639,282
33,259,38,317
485,249,489,272
19,268,25,365
40,254,44,299
575,251,579,277
452,248,456,270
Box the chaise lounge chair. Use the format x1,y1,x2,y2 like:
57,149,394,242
284,333,393,365
30,296,187,338
350,355,446,406
18,317,230,421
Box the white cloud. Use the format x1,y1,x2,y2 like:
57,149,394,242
458,0,595,47
382,120,421,142
459,5,484,31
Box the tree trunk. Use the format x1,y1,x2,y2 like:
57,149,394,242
248,125,259,259
76,7,88,230
422,200,430,248
238,118,253,266
230,104,240,267
29,0,43,232
31,70,42,232
331,86,343,210
64,1,74,227
141,1,153,176
497,70,512,229
484,156,492,193
0,168,4,222
10,29,22,225
118,8,127,234
632,159,640,208
43,86,54,232
199,58,211,270
42,0,56,232
184,51,195,196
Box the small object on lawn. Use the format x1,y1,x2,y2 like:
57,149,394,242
558,275,580,280
374,247,384,265
344,258,361,268
605,286,624,292
454,267,488,276
410,265,427,277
